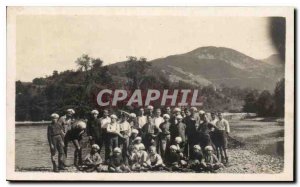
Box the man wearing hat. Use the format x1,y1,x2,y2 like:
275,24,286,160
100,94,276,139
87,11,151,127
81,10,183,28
47,113,65,172
100,109,111,160
58,108,75,134
141,115,160,150
158,114,171,160
106,114,121,158
185,107,201,157
86,110,103,152
169,115,186,146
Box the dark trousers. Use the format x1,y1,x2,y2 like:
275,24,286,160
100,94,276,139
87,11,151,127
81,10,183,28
50,135,65,169
107,134,118,158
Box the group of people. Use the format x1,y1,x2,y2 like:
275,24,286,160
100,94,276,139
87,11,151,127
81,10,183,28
47,106,230,173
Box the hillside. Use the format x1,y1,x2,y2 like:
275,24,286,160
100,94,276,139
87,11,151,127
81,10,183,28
150,47,284,90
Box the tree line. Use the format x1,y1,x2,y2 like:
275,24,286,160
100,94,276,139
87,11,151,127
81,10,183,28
16,54,284,121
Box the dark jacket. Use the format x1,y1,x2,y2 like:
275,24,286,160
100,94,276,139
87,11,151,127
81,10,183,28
87,118,102,140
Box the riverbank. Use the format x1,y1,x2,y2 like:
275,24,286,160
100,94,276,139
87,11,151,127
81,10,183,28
15,117,284,173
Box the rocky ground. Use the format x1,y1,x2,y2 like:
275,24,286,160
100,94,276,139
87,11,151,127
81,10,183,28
16,118,284,174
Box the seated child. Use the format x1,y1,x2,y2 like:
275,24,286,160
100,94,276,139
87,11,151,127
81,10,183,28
203,146,224,172
108,147,131,172
130,144,148,171
166,145,187,171
133,136,144,150
144,146,165,171
189,145,205,172
174,137,188,166
79,144,103,172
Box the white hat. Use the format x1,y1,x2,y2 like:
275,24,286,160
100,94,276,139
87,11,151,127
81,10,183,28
170,145,178,150
67,109,75,114
131,129,139,134
147,105,154,110
199,110,205,115
175,137,182,143
139,144,145,150
91,144,100,150
190,107,197,112
129,113,136,118
204,146,213,151
91,110,99,115
134,137,142,141
110,114,118,119
113,147,122,153
50,113,59,119
193,145,201,150
176,115,183,119
163,114,170,119
76,120,87,129
173,107,181,112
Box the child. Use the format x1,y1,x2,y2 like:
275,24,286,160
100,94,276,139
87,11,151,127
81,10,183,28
47,113,65,172
129,144,148,171
128,129,139,154
145,146,165,171
167,145,187,171
189,145,205,172
133,136,144,150
79,144,103,172
203,146,224,172
108,147,131,172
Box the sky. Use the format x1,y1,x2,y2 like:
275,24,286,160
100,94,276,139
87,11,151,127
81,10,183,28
16,14,277,82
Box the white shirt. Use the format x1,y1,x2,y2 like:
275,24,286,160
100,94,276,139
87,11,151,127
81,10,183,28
100,117,111,129
216,119,230,133
107,122,120,134
119,120,132,137
153,116,164,129
137,115,147,128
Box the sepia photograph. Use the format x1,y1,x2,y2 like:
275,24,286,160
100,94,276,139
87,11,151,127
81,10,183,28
6,7,294,181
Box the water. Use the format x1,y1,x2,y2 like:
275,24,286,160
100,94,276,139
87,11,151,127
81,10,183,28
15,124,91,170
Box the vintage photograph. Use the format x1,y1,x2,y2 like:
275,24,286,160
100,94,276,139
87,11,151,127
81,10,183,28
6,7,294,181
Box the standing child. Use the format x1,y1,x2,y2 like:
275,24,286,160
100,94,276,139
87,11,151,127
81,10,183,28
214,112,230,163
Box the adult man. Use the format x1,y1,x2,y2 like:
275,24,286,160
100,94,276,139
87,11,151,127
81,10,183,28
119,113,132,162
169,115,186,146
106,114,122,158
158,114,171,160
47,113,65,172
153,108,164,129
185,107,200,157
146,105,154,117
58,108,75,134
137,107,147,131
64,120,86,166
198,113,213,151
100,109,111,160
141,115,160,150
214,112,230,163
86,110,102,151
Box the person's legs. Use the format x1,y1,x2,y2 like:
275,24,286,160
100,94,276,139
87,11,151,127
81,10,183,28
57,136,66,169
72,139,82,166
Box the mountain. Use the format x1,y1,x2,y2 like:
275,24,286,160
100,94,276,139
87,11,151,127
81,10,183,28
150,46,284,90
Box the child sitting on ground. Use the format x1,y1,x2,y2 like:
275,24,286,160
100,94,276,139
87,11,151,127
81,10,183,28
189,145,205,172
108,147,131,172
166,145,187,171
133,136,144,151
130,144,148,171
203,145,224,172
144,146,165,171
174,137,188,166
79,144,103,172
